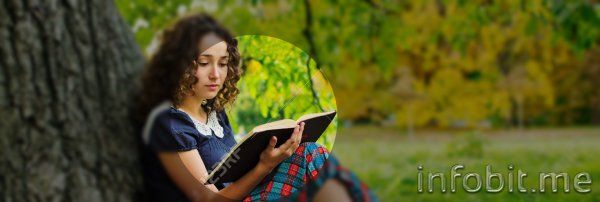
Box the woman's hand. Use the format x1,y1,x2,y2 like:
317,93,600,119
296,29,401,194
257,122,305,173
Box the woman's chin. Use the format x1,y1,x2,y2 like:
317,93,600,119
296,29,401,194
204,94,218,100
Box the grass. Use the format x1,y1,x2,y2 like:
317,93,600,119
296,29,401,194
331,126,600,201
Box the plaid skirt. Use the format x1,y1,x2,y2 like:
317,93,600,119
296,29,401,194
243,142,377,202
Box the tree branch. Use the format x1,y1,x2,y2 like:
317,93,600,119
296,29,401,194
306,57,324,112
303,0,325,112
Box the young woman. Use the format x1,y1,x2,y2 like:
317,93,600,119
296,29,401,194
136,14,376,202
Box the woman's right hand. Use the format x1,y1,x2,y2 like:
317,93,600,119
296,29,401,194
257,122,305,173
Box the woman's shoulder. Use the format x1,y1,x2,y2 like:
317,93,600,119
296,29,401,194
142,102,200,147
154,107,200,135
146,107,207,151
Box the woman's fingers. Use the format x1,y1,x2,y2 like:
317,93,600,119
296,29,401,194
292,122,304,145
268,122,305,162
284,122,304,155
290,122,302,143
287,142,300,156
277,124,299,152
265,136,277,153
296,122,305,143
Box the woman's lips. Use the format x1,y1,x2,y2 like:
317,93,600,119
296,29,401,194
205,84,219,91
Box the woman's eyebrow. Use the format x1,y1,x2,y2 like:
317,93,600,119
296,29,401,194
199,54,228,59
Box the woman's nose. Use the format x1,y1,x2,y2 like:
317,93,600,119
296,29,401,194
209,63,220,79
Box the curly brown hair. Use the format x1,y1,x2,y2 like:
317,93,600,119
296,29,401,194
136,14,241,123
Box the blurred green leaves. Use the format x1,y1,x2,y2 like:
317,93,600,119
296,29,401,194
115,0,192,51
229,36,338,150
117,0,599,131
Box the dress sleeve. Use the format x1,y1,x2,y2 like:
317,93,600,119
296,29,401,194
148,111,203,151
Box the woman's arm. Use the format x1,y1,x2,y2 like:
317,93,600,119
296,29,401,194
158,122,305,201
158,151,224,201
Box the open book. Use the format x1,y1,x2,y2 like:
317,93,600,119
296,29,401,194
205,110,337,185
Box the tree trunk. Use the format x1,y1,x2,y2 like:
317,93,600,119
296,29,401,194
0,0,144,201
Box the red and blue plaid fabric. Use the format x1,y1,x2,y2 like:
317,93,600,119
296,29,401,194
286,153,378,202
243,142,378,202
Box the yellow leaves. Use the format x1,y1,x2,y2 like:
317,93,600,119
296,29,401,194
246,59,262,74
490,90,511,119
422,43,439,71
335,89,368,120
311,70,337,108
480,24,504,55
428,68,462,99
399,67,507,128
478,24,510,70
395,101,433,128
333,0,589,128
524,61,555,107
311,71,329,92
552,40,573,65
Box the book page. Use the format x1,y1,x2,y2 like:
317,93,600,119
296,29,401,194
252,119,296,133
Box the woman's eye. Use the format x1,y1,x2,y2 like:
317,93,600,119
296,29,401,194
198,62,209,66
219,63,228,68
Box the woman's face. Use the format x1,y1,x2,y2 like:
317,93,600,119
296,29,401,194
192,33,229,100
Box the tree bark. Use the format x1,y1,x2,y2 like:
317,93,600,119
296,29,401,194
0,0,144,201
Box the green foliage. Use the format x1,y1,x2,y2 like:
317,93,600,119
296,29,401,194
228,36,338,150
549,0,600,52
116,0,599,130
115,0,193,52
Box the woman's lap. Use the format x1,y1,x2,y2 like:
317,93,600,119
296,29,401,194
290,154,378,202
243,142,377,202
243,142,329,201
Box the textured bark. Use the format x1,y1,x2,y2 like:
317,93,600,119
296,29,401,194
0,0,144,201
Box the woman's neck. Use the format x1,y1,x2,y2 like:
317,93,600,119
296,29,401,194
178,97,208,124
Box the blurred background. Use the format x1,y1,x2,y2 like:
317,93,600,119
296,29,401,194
114,0,600,201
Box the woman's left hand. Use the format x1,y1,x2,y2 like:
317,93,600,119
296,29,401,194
257,122,305,173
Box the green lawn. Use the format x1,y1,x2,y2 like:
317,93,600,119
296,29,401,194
332,126,600,201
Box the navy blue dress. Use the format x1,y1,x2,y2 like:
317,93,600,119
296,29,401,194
142,106,237,202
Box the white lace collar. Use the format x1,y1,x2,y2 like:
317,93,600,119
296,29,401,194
177,108,224,138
